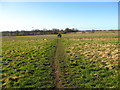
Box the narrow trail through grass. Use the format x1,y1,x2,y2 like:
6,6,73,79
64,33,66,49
52,38,63,88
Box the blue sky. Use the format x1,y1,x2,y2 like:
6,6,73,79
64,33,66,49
0,2,118,31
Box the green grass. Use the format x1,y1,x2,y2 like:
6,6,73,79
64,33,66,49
2,31,119,88
2,35,57,88
59,31,118,88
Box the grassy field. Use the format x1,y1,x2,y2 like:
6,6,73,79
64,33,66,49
2,31,119,88
2,35,57,88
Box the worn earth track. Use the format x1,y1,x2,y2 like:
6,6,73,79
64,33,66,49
52,38,63,89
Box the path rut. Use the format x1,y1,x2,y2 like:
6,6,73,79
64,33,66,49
52,38,63,89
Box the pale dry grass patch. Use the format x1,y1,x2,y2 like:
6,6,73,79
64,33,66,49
66,37,118,70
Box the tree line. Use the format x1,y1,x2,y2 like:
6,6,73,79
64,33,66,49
2,28,78,36
2,28,118,36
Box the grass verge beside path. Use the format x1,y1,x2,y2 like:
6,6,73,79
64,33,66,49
2,35,56,88
60,32,119,88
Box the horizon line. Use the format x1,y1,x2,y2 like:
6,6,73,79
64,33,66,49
1,29,119,32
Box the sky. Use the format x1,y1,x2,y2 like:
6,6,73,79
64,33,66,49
0,0,119,2
0,2,118,31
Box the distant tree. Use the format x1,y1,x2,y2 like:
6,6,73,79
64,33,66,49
64,28,78,33
52,28,59,34
15,30,19,36
64,28,71,33
71,28,78,32
91,29,95,33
